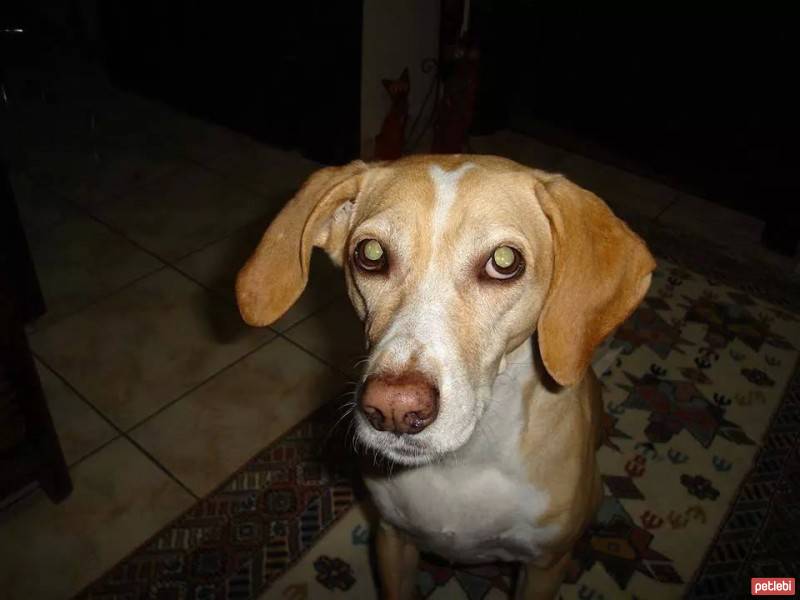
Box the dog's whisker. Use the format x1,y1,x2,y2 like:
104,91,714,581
323,403,357,446
346,418,364,456
335,399,357,413
351,357,371,370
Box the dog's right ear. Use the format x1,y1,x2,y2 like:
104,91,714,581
236,160,368,326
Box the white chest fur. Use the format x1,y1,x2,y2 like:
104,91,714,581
363,340,560,564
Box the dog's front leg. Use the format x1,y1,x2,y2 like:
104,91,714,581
376,521,419,600
515,552,571,600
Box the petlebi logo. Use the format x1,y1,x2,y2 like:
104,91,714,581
751,578,795,596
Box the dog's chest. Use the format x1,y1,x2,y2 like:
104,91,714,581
367,460,556,563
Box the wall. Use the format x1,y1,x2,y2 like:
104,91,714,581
360,0,441,158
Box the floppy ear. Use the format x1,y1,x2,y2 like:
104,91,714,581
535,176,656,387
236,160,368,326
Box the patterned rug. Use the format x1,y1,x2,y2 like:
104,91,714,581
74,225,800,600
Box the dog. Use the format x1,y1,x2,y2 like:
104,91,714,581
236,155,655,599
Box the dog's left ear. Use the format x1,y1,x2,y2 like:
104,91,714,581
535,176,656,387
236,160,368,327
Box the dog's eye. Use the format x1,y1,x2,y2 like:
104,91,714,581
484,245,523,280
354,239,387,272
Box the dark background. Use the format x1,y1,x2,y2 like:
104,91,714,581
99,1,364,166
472,12,798,229
4,4,799,249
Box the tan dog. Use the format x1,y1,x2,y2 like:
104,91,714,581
236,155,655,599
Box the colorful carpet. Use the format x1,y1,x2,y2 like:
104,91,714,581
74,228,800,600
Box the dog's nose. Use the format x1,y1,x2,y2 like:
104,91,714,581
360,372,439,434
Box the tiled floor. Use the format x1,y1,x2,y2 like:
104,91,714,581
1,59,353,600
1,60,797,599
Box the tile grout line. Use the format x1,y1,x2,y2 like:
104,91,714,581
30,356,200,500
120,297,354,435
275,294,344,336
51,300,350,489
26,264,168,337
124,437,201,499
78,189,285,310
130,104,313,201
12,170,99,239
122,289,352,434
101,116,310,207
33,356,119,437
82,182,284,267
121,331,280,433
18,160,185,336
652,193,682,222
277,326,364,384
29,205,255,338
33,313,342,497
81,212,189,273
65,201,351,388
19,113,291,256
160,213,269,263
29,145,185,217
178,150,307,202
0,481,44,513
27,212,348,489
62,435,120,470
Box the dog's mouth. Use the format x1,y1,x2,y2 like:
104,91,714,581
353,407,480,467
353,410,438,466
379,437,436,466
388,439,426,458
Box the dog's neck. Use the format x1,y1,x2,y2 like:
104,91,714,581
449,337,541,466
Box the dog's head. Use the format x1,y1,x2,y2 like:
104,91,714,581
237,155,655,465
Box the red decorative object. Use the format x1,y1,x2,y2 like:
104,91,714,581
373,68,410,160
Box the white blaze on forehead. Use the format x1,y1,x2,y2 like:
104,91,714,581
429,163,475,242
365,165,479,435
357,163,501,460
